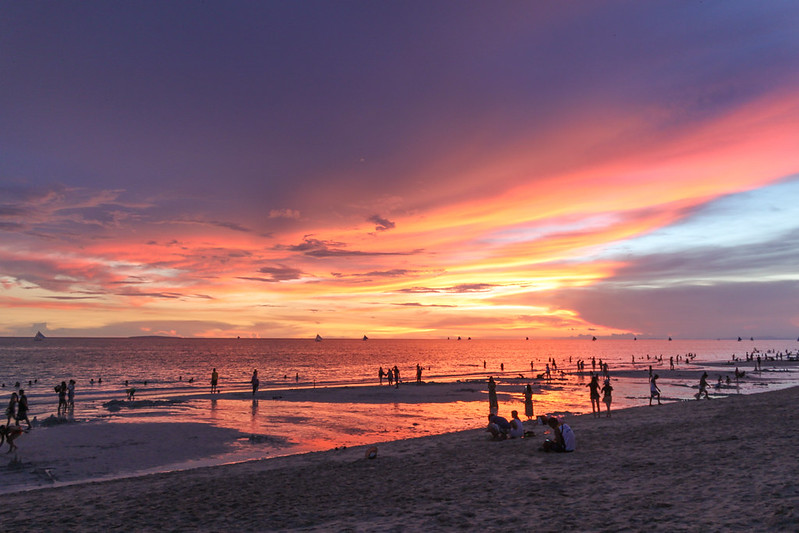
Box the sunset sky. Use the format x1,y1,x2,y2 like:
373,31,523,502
2,1,799,339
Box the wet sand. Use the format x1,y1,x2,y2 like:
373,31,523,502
1,383,797,531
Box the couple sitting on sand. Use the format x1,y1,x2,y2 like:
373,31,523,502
487,410,525,440
539,417,576,453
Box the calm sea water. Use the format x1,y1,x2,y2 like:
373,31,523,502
1,337,797,463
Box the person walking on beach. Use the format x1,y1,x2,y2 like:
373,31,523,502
649,374,661,405
387,367,393,387
393,366,400,389
378,367,385,385
211,368,219,394
601,379,613,417
5,393,17,426
251,369,260,396
16,390,31,429
697,371,710,400
524,384,534,420
416,364,422,384
586,374,601,417
487,376,498,415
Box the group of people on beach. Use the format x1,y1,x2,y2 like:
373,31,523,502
1,389,31,453
586,374,613,417
378,366,402,388
54,379,76,416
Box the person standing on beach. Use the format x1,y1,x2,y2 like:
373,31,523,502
251,369,259,396
16,390,31,429
649,374,661,405
67,379,76,409
524,384,534,420
5,393,17,426
487,376,498,415
378,367,385,385
56,381,68,416
601,379,613,417
211,368,219,394
393,366,400,389
586,375,601,417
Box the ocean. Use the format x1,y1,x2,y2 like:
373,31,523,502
1,337,797,462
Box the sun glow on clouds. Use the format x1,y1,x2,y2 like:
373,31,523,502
3,4,799,338
4,94,799,338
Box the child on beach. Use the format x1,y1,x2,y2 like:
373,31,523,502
601,379,613,417
649,375,661,405
251,370,260,396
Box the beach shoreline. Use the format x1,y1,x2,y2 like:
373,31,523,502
1,384,797,531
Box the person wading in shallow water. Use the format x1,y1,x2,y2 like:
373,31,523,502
210,368,219,394
649,374,662,406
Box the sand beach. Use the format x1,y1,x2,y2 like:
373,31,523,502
1,380,797,532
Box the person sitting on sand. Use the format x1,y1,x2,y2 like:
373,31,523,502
487,413,511,440
539,417,575,453
509,410,524,438
649,374,661,406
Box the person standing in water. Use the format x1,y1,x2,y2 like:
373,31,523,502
524,384,534,420
251,369,259,396
649,374,662,405
586,375,601,417
210,368,219,394
601,379,613,417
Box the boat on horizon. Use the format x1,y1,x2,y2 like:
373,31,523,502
315,334,323,342
362,335,368,341
34,331,45,341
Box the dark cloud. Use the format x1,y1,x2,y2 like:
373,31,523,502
257,265,304,282
368,214,396,232
398,283,497,294
280,237,420,257
393,302,457,308
535,281,799,339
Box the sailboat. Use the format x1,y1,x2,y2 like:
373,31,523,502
738,337,742,342
315,334,323,342
362,335,368,341
34,331,46,341
592,336,597,341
